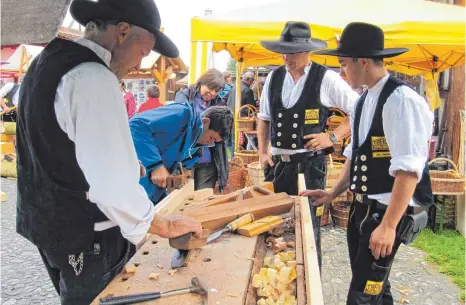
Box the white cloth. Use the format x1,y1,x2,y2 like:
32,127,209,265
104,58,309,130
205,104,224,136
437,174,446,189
343,74,434,206
258,63,359,155
53,38,156,245
0,82,20,106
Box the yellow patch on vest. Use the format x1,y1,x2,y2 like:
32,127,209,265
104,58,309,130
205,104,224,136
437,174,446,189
316,206,324,217
373,151,391,158
363,280,384,295
305,109,319,124
371,136,391,158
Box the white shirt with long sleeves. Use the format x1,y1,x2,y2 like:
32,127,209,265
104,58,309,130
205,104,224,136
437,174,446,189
54,39,155,245
343,74,434,206
259,63,359,155
0,82,20,106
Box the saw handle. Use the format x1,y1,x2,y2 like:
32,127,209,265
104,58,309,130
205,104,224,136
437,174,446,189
100,292,161,305
228,213,254,231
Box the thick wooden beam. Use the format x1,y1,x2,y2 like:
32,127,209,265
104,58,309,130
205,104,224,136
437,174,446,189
298,174,324,305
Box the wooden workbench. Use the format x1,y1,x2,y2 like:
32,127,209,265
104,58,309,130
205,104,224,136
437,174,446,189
91,175,323,305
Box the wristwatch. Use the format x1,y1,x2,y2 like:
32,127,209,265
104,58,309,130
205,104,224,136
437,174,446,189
329,132,338,145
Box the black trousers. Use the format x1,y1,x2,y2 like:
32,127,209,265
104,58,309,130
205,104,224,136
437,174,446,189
38,227,132,305
264,152,326,270
346,200,402,305
2,110,17,122
194,163,218,191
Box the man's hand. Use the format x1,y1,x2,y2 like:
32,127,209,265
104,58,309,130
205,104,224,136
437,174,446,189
303,133,334,152
298,189,335,206
259,152,274,168
150,214,202,238
139,160,146,178
151,166,170,188
369,223,396,260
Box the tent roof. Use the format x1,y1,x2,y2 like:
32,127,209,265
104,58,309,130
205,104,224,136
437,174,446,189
1,0,71,46
1,45,45,71
192,0,465,75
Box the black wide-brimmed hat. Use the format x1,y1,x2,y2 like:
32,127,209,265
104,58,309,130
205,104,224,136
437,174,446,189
70,0,179,58
313,22,408,58
260,21,327,54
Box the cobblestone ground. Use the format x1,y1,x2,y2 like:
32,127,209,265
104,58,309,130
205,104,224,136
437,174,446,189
1,178,462,305
321,225,462,305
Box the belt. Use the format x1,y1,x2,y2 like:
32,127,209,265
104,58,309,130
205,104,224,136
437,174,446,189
354,193,425,214
275,150,323,163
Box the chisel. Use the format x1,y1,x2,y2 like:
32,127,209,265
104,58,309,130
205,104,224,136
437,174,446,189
206,213,254,243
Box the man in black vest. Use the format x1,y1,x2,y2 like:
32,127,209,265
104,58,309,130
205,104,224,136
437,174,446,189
16,0,201,304
257,22,359,270
301,23,434,305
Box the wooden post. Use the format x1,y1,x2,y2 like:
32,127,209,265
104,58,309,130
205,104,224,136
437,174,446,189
159,56,167,103
189,41,197,84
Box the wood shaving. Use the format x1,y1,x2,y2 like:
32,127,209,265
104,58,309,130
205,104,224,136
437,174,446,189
148,272,160,280
168,269,178,276
234,254,255,261
156,263,164,269
123,264,136,274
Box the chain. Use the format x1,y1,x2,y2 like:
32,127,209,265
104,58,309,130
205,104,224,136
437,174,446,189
68,252,84,276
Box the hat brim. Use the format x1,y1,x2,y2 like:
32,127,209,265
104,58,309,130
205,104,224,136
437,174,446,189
260,39,328,54
312,47,409,58
70,0,179,58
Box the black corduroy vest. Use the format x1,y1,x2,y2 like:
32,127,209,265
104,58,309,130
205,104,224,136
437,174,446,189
349,76,433,208
269,64,328,150
16,38,110,253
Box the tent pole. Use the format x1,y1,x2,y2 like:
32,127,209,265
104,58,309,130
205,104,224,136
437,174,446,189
189,41,198,85
234,62,244,153
200,42,208,75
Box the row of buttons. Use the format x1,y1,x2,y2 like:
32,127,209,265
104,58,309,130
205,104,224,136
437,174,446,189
351,184,368,192
278,113,299,119
276,142,297,148
354,165,367,172
277,123,298,128
351,154,369,192
277,132,297,139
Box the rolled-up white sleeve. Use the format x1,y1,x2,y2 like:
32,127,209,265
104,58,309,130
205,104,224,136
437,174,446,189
320,70,359,114
258,71,273,121
55,63,155,245
383,88,434,181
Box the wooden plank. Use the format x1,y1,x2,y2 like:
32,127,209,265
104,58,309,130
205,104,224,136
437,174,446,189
244,235,267,305
298,174,324,305
184,197,295,230
91,234,259,305
155,179,195,215
293,198,306,305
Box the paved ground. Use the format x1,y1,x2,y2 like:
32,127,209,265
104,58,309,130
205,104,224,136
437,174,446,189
1,177,462,305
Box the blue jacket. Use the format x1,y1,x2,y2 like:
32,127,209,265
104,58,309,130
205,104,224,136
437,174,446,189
130,102,203,203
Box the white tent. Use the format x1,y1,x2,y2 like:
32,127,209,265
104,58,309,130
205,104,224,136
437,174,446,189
1,44,44,72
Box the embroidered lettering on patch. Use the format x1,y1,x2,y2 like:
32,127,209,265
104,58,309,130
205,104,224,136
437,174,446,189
373,151,391,158
316,206,324,217
363,280,384,295
305,109,319,124
371,136,389,151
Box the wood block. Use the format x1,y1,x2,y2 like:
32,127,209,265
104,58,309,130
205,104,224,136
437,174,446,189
184,196,295,230
237,216,284,237
244,235,267,305
1,135,14,142
0,142,14,155
193,188,214,201
168,229,211,250
259,181,274,192
1,192,6,202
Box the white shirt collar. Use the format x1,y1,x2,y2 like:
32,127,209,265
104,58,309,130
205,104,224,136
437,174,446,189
74,38,112,67
367,74,390,96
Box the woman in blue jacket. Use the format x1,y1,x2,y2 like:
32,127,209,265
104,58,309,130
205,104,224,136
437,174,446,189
130,102,233,204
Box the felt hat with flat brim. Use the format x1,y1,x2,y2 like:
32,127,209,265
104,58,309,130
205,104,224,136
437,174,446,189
70,0,179,58
260,21,327,54
313,22,408,58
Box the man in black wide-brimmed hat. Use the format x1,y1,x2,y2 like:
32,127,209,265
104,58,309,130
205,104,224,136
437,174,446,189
16,0,202,303
257,21,359,270
300,22,434,305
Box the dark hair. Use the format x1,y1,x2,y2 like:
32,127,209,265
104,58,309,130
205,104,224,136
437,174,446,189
201,106,234,142
147,85,160,98
195,69,225,93
352,57,384,66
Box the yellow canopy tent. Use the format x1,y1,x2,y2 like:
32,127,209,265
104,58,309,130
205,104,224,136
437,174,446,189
190,0,465,110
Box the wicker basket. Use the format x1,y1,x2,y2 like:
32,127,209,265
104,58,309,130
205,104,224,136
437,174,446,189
237,105,257,132
235,148,260,166
326,108,346,132
215,157,247,194
330,201,351,228
428,158,465,195
247,161,265,186
326,157,345,188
